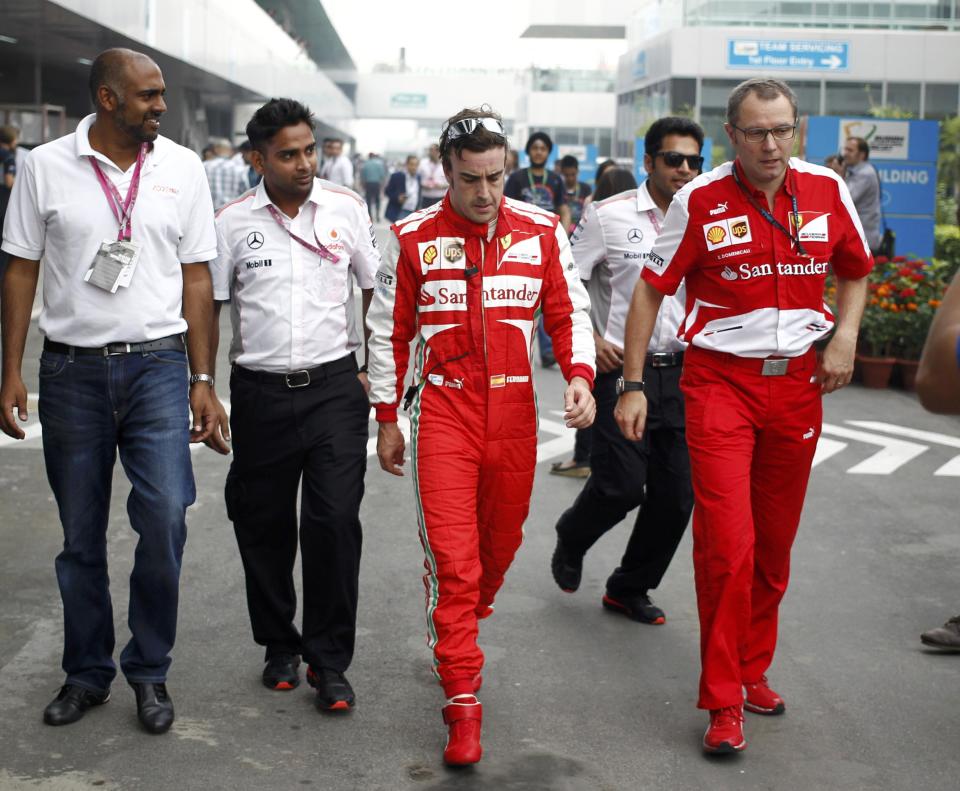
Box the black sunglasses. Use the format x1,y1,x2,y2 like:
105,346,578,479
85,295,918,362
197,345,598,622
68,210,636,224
654,151,704,170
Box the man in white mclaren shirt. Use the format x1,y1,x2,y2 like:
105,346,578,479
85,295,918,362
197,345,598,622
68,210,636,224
207,98,379,712
551,117,705,625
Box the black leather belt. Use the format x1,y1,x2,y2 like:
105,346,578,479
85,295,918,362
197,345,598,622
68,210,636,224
44,335,185,357
232,354,357,389
647,351,684,368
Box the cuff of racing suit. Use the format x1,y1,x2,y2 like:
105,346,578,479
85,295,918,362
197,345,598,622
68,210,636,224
374,403,399,423
567,363,595,390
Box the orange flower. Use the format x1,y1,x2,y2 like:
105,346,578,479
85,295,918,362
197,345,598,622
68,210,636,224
907,303,918,311
890,305,900,312
929,299,942,308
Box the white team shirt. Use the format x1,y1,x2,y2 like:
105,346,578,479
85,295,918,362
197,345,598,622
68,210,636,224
320,155,354,189
571,181,686,354
211,178,381,372
1,114,216,346
417,158,448,199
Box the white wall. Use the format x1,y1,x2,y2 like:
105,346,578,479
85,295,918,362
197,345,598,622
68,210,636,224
522,91,616,128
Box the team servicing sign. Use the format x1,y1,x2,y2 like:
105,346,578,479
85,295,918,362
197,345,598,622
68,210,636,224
727,39,849,72
806,116,940,258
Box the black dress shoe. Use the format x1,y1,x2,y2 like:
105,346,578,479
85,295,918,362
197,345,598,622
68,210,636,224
130,682,175,734
43,684,110,726
262,653,301,690
602,591,666,624
306,666,355,711
551,535,583,593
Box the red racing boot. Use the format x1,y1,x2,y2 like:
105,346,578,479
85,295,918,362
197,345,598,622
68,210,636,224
442,695,483,766
743,675,786,715
702,705,746,754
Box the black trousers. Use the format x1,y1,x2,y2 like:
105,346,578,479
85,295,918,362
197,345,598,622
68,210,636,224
555,362,693,596
225,355,368,672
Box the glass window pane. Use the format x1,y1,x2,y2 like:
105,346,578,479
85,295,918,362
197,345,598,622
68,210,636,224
885,83,921,116
825,82,883,115
556,127,579,145
598,128,612,157
924,83,959,120
671,78,697,116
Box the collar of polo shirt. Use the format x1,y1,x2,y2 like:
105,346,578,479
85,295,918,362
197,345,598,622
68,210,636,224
73,114,171,175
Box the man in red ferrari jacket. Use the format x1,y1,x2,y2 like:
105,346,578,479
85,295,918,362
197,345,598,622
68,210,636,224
366,107,596,766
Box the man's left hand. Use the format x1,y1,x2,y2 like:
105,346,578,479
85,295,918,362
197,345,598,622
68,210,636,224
189,383,219,444
817,332,857,394
563,376,596,429
202,390,232,454
358,371,370,395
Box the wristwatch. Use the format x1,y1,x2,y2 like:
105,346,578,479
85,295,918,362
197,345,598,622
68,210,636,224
189,373,215,387
615,376,644,395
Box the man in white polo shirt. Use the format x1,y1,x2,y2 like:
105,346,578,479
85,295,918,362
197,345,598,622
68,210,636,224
208,98,379,711
551,118,704,625
0,49,218,734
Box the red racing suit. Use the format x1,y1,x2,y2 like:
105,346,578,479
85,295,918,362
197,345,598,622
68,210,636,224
367,194,595,697
642,158,873,710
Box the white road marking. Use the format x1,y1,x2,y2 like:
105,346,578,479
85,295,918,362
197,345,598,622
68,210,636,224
847,421,960,477
820,423,928,474
811,437,848,468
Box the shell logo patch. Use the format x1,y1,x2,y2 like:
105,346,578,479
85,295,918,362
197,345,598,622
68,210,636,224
706,225,727,245
423,245,438,265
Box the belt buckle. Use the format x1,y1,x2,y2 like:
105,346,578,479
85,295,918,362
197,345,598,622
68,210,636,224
761,358,789,376
650,353,672,368
285,370,311,388
104,343,132,357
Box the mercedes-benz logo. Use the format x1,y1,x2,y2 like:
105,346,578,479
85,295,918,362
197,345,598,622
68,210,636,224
627,228,643,244
247,231,264,249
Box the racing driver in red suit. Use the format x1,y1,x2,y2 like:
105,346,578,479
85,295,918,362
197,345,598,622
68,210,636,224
366,107,596,765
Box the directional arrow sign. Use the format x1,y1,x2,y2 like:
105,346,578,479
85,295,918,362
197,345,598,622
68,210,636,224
847,421,960,477
820,423,927,474
821,54,843,69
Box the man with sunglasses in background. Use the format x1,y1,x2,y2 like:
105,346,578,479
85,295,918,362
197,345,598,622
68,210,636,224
615,78,872,755
366,107,595,766
551,117,703,631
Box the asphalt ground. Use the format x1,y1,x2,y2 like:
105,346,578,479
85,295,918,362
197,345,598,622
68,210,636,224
2,230,960,789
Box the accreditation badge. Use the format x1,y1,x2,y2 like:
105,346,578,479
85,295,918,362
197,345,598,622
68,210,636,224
83,239,143,293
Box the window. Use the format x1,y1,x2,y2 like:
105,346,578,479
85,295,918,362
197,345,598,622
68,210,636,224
671,78,697,116
924,83,960,120
825,82,883,115
885,82,921,116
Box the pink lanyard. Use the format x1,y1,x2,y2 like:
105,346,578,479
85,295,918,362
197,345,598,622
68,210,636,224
88,143,147,242
265,204,341,264
646,209,662,236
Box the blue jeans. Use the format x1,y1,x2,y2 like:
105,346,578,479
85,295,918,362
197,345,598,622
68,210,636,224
38,346,195,692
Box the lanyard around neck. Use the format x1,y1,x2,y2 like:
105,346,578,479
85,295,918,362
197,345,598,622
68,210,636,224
265,204,340,263
731,165,807,256
88,143,148,242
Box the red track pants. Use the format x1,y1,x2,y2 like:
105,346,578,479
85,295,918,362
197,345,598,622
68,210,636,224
680,347,821,710
410,373,537,699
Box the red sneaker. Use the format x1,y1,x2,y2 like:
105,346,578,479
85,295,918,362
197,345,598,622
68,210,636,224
743,676,785,715
702,705,746,754
442,695,483,766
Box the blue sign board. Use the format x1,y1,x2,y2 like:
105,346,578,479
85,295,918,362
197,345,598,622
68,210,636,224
806,116,939,258
728,39,849,72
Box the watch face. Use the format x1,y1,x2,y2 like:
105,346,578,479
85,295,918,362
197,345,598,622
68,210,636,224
616,376,625,395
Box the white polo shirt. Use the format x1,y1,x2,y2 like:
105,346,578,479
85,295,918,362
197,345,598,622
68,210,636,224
1,114,216,346
571,180,686,354
212,178,380,372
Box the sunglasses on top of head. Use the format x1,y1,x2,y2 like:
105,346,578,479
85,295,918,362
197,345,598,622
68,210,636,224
443,117,506,143
654,151,704,170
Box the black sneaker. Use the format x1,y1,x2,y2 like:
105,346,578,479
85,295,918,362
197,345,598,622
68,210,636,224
262,653,301,690
551,535,583,593
306,666,355,711
921,615,960,651
602,591,666,624
43,684,110,726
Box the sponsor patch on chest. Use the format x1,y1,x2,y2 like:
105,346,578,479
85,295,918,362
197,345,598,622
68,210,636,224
790,212,830,242
703,215,752,251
